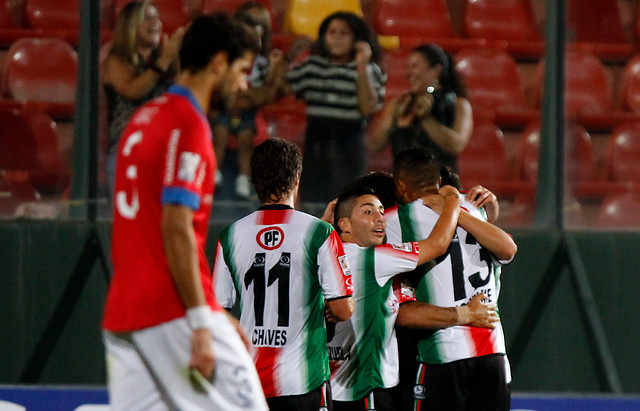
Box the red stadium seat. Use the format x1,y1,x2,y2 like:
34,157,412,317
458,118,512,192
0,102,70,194
0,173,40,216
567,0,632,61
454,47,539,129
381,48,410,100
370,0,480,52
531,49,638,131
619,54,640,112
114,0,191,34
2,37,77,119
515,121,618,200
261,96,307,149
462,0,543,59
24,0,114,44
597,192,640,228
0,0,18,28
602,121,640,189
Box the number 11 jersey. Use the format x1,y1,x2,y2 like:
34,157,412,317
213,205,353,398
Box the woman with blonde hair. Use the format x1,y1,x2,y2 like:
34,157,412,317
102,0,184,200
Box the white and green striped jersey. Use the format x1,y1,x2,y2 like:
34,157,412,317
384,198,513,365
328,241,419,401
213,205,352,398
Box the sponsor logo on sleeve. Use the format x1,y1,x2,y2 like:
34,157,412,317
177,151,201,183
338,255,351,276
390,243,414,253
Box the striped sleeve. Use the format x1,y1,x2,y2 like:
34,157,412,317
373,242,420,286
317,228,353,299
212,236,236,309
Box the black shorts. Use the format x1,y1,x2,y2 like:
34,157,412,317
334,387,396,411
413,354,510,411
266,381,332,411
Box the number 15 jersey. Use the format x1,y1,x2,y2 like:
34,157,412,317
385,198,513,365
213,205,353,398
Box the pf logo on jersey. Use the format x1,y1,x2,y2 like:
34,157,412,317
256,226,284,250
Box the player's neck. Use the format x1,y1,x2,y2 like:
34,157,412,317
264,191,296,208
175,72,214,113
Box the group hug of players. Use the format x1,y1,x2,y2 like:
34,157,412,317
213,138,517,411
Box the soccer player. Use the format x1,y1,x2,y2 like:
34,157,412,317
385,148,518,411
213,137,355,410
328,185,499,411
102,14,268,410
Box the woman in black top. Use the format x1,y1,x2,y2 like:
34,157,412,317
369,44,472,172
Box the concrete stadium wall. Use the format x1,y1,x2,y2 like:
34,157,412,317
0,221,638,394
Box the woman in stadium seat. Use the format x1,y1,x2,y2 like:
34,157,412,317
102,0,183,202
368,43,473,172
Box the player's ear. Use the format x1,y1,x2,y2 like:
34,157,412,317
337,217,350,234
209,51,229,75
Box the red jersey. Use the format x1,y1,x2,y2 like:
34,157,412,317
103,85,220,332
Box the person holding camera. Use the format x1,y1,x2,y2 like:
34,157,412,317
369,43,472,172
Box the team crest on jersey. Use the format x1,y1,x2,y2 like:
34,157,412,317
177,152,201,183
132,106,159,124
391,242,413,252
256,226,284,250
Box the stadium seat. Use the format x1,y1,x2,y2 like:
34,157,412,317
0,173,40,217
114,0,190,34
531,49,636,131
515,121,617,200
597,192,640,228
454,47,539,129
619,54,640,112
370,0,480,52
381,48,410,100
457,117,523,198
566,0,632,61
262,97,307,149
462,0,543,59
24,0,114,44
0,102,70,194
601,121,640,189
0,0,18,28
283,0,362,39
2,37,77,119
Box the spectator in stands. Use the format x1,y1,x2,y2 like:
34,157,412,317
277,11,386,203
102,0,183,201
211,1,283,199
369,43,472,172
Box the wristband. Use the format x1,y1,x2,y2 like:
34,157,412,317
456,305,472,325
186,305,215,330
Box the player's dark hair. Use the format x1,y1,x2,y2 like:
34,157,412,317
251,138,303,203
334,185,376,234
440,165,462,190
393,148,441,191
353,171,397,209
179,12,259,73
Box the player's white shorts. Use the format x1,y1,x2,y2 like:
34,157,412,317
104,311,268,411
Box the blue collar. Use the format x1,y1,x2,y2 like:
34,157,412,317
167,84,206,118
